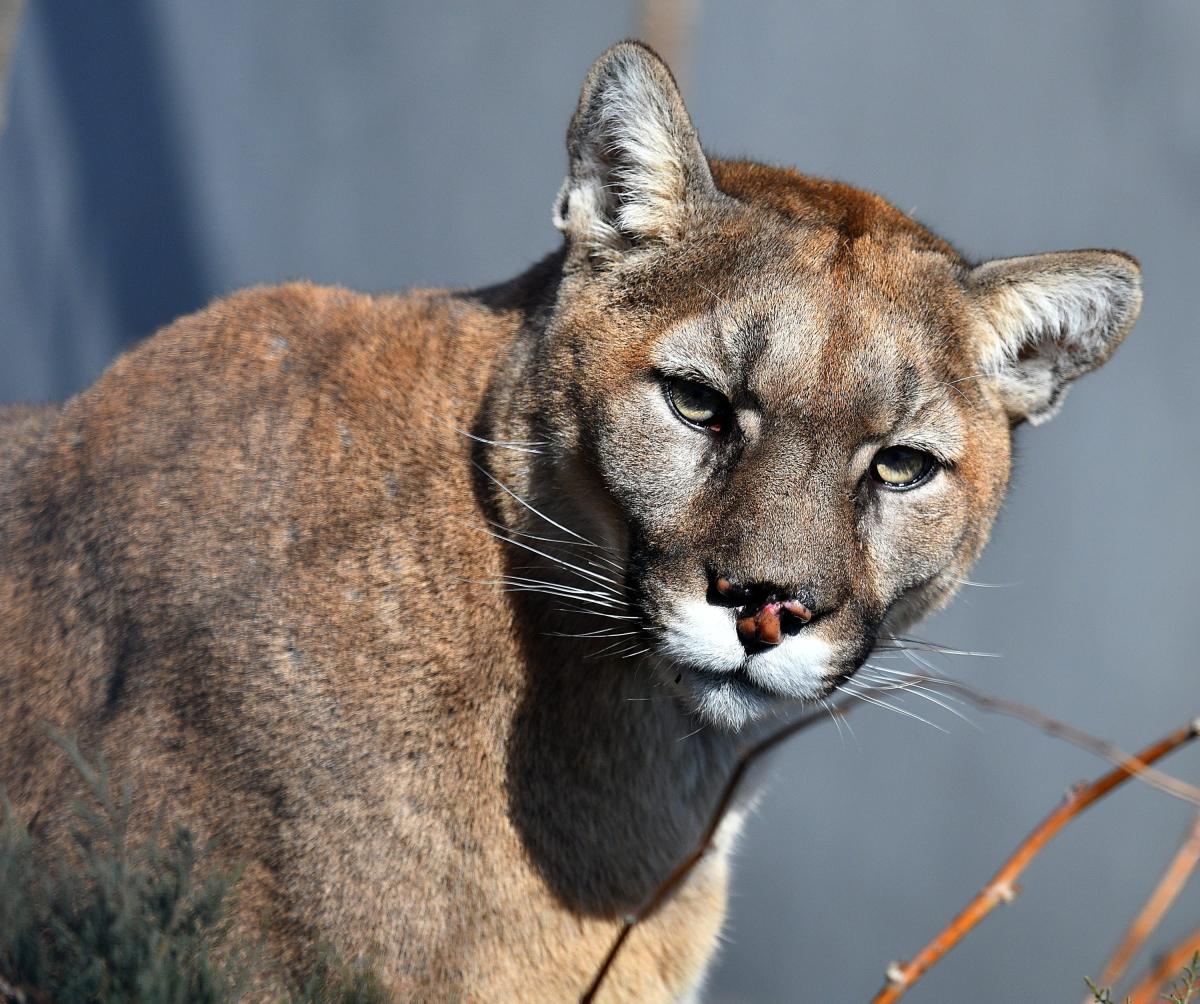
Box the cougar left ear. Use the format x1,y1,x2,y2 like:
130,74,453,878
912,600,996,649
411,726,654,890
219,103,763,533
968,250,1142,425
554,41,717,264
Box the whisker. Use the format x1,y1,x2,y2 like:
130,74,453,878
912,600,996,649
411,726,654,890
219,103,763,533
695,280,730,311
946,575,1012,589
472,460,595,543
487,520,602,550
494,585,625,610
837,681,947,733
552,605,639,622
819,697,851,747
493,575,619,601
469,573,619,603
426,409,549,451
484,529,622,593
458,430,545,455
487,522,626,573
880,634,1000,659
858,666,977,728
587,638,643,660
546,628,640,640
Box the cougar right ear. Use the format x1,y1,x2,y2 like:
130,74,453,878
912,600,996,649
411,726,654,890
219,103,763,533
967,250,1142,425
554,41,717,264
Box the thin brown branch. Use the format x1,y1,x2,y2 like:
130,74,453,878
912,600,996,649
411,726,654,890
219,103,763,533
1127,928,1200,1004
578,666,1200,1002
924,677,1200,807
579,698,839,1002
1088,812,1200,998
871,718,1200,1004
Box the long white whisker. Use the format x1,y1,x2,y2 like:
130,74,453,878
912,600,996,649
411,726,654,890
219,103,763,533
459,431,544,455
947,575,1012,589
486,520,600,550
493,575,618,600
494,584,624,610
485,529,622,593
881,633,1000,659
552,605,639,622
468,573,617,601
588,638,642,660
546,628,641,640
819,697,850,747
838,681,947,732
859,666,977,728
472,461,594,543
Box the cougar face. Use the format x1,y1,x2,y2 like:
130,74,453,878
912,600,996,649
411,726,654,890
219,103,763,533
538,43,1141,728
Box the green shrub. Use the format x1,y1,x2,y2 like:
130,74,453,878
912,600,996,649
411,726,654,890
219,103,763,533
0,738,385,1004
1087,950,1200,1004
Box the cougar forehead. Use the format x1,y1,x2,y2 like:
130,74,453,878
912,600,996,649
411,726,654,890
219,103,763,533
564,159,999,480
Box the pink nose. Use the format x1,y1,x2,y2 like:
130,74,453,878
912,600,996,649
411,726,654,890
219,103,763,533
734,598,813,648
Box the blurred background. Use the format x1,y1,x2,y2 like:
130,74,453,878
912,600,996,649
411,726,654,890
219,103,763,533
1,2,1197,1000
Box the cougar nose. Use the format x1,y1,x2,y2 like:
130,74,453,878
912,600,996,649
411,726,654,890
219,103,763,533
707,572,815,652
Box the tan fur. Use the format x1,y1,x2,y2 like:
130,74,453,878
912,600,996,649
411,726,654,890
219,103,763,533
0,42,1140,1001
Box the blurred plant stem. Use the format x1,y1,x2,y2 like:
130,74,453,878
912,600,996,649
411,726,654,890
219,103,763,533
1089,813,1200,999
0,0,22,136
638,0,696,91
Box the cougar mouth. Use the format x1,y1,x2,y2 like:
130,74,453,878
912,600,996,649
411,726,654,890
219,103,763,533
655,598,845,726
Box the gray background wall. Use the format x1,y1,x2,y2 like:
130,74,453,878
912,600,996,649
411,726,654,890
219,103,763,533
1,2,1197,1000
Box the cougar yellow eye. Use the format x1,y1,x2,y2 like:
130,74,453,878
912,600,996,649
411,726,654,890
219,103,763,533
665,378,731,434
872,445,937,489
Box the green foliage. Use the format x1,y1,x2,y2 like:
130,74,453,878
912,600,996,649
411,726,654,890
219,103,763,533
0,738,386,1003
0,737,246,1004
1086,951,1200,1004
1084,976,1122,1004
1162,952,1200,1004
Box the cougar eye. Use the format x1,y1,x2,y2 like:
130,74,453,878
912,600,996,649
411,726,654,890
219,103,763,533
871,445,937,489
664,378,731,434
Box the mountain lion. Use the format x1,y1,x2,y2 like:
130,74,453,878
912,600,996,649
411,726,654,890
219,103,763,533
0,41,1141,1002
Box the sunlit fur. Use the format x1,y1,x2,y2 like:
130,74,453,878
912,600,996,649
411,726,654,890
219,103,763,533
0,41,1140,1002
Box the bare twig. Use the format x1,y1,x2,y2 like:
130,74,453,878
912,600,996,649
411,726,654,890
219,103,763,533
579,669,1200,1002
871,718,1200,1003
1088,812,1200,998
923,677,1200,807
579,698,840,1002
1127,931,1200,1004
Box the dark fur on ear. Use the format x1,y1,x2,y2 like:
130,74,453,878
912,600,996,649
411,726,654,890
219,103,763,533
968,250,1142,424
554,41,718,263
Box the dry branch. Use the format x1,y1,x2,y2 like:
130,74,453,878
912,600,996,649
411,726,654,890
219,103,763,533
1089,812,1200,998
579,670,1200,1002
925,678,1200,807
579,699,836,1002
871,718,1200,1004
1127,928,1200,1004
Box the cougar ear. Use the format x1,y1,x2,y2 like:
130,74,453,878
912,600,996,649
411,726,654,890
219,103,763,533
554,41,716,263
968,250,1142,425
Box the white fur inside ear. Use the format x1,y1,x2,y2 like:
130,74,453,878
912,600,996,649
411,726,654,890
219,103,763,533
970,253,1142,424
555,44,712,256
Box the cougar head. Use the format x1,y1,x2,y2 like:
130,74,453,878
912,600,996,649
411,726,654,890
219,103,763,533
532,42,1141,728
